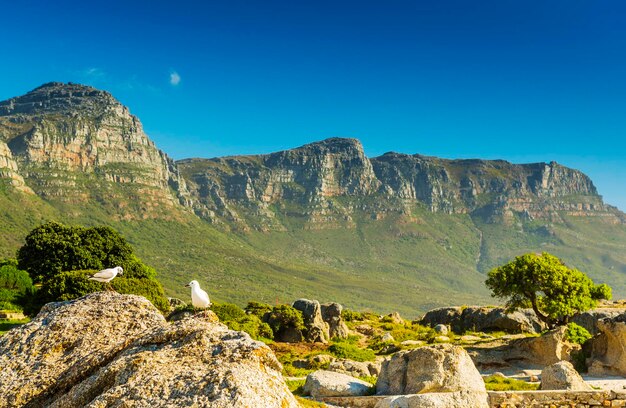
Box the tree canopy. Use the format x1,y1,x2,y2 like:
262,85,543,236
15,221,169,314
486,252,612,328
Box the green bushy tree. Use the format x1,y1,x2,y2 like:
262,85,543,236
16,222,169,315
486,252,612,328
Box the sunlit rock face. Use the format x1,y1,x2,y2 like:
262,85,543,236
0,82,191,220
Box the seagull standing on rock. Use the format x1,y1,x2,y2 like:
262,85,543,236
89,266,123,291
185,280,211,316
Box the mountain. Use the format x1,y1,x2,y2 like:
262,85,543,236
1,83,625,316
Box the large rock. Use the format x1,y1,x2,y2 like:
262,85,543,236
540,361,592,391
376,344,486,395
0,292,298,408
420,306,545,334
467,326,576,371
321,302,350,339
293,298,330,343
571,309,624,335
588,315,626,376
303,370,372,398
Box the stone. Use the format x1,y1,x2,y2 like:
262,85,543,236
434,335,450,343
293,298,330,343
311,353,335,366
303,370,372,398
401,340,425,347
383,312,404,324
373,391,489,408
460,335,482,342
167,297,186,310
420,306,546,334
0,292,298,408
434,324,448,335
589,315,626,376
540,361,592,391
381,332,395,342
321,302,350,339
329,359,372,378
467,326,577,371
571,309,624,335
376,344,486,395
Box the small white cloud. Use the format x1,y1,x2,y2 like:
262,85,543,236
170,71,181,86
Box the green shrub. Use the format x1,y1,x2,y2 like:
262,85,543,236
342,309,364,322
328,341,375,362
266,304,305,335
245,301,272,318
213,303,274,340
566,322,592,345
213,303,247,322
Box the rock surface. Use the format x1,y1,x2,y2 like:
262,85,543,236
0,292,298,408
420,306,546,334
373,391,489,408
0,82,191,219
540,361,592,391
321,302,350,339
293,298,330,343
467,326,576,371
376,344,486,395
303,370,372,398
589,315,626,376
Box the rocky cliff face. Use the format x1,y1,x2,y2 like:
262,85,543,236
179,138,622,230
0,82,191,220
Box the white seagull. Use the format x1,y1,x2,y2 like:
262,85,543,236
185,280,211,315
89,266,123,291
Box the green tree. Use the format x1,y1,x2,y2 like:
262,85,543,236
16,222,170,315
0,264,34,311
486,252,611,328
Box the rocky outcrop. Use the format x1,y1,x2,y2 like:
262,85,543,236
0,292,298,408
178,138,621,229
467,326,576,371
304,370,372,398
540,361,592,391
588,315,626,376
377,344,486,394
293,298,330,343
376,344,488,407
0,82,191,219
420,306,546,334
321,302,350,339
571,309,624,335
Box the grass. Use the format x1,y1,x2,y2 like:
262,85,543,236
0,318,30,335
295,396,326,407
483,375,539,391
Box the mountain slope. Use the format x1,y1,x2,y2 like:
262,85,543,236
0,83,625,316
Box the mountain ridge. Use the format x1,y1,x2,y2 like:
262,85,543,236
0,82,625,315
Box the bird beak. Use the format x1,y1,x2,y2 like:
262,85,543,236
185,284,190,287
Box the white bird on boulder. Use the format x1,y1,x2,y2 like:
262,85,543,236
185,280,211,316
89,266,123,291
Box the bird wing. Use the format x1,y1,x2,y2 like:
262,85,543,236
91,268,116,280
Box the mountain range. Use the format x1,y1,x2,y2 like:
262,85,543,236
1,82,625,316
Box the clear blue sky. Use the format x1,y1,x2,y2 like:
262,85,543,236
1,1,624,210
